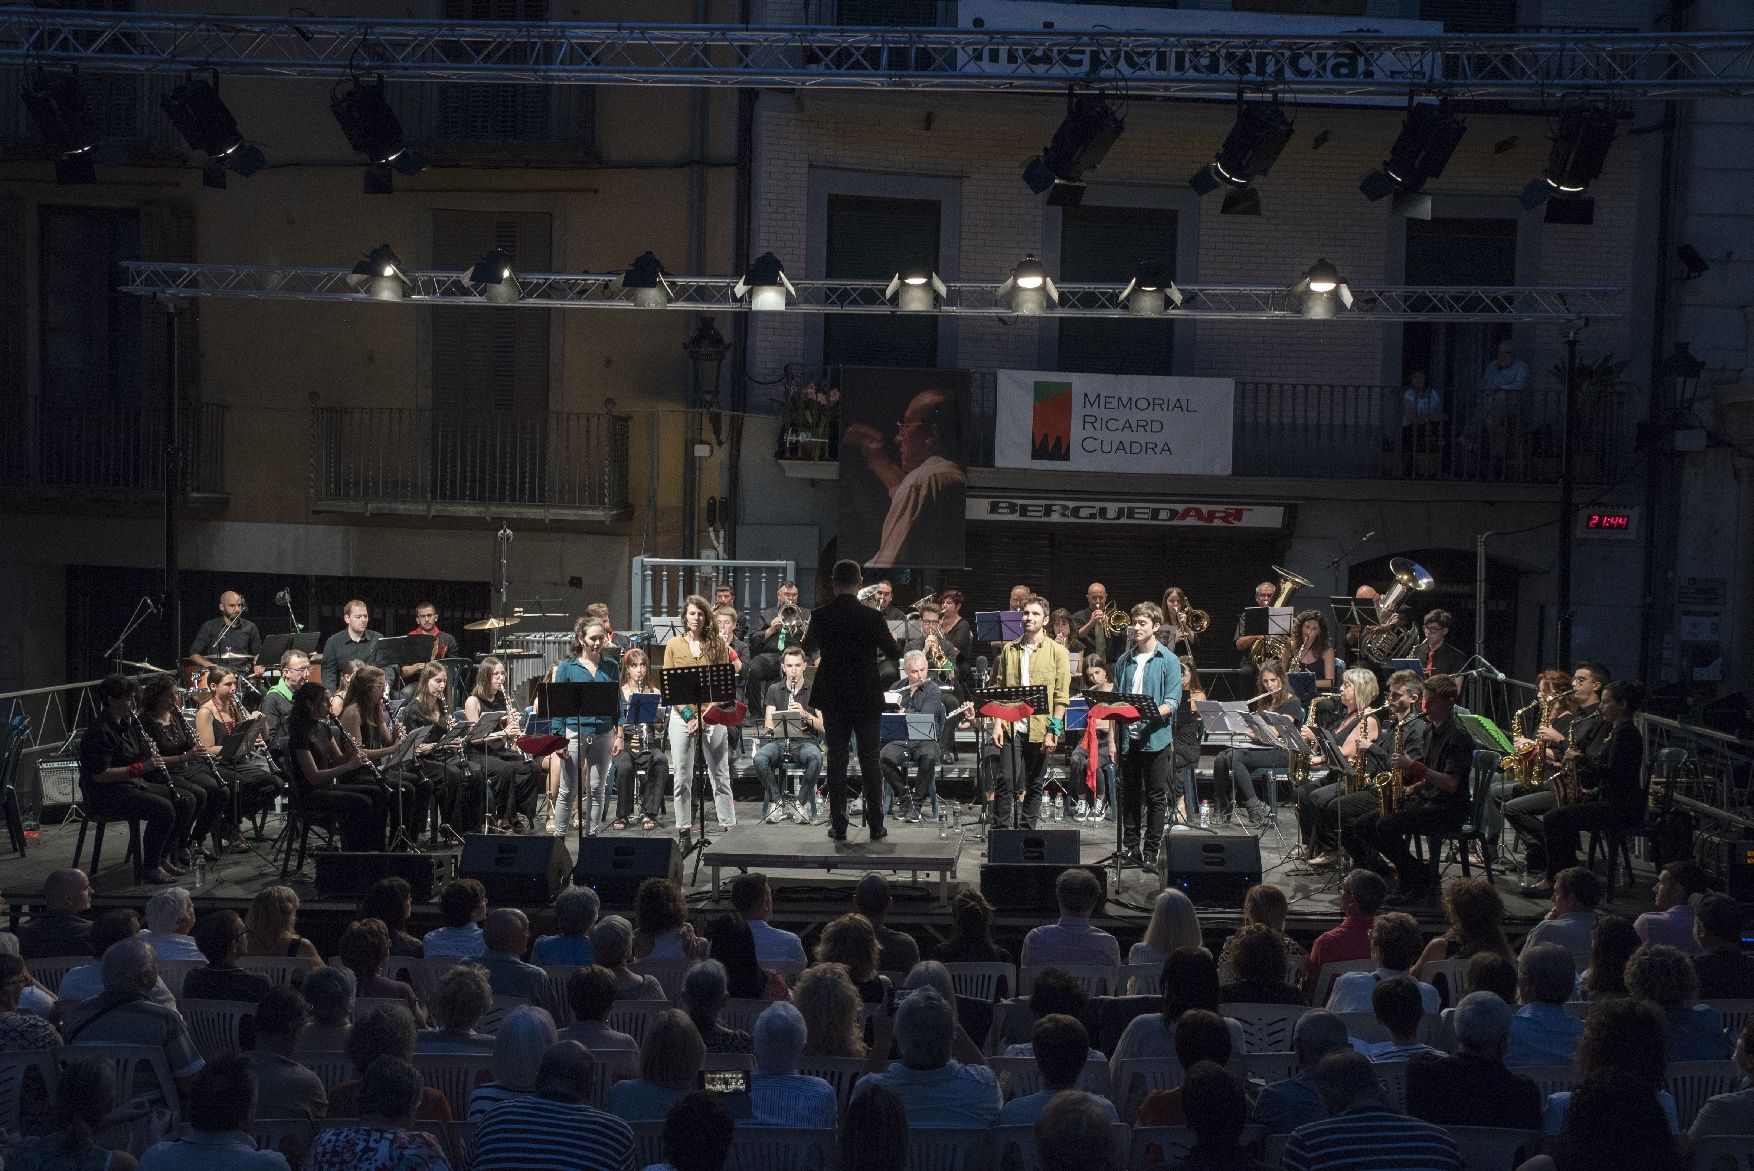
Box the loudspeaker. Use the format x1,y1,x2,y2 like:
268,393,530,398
1160,831,1262,906
980,863,1107,915
573,837,681,907
986,829,1081,867
314,852,444,901
459,834,573,905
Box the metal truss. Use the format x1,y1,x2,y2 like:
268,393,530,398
3,9,1752,98
121,261,1619,321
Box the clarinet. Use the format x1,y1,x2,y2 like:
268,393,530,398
129,712,177,786
181,710,231,790
329,717,389,787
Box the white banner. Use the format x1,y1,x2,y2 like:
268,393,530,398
993,369,1234,475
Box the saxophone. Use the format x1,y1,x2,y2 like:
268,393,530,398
1341,703,1388,794
1374,716,1406,815
1288,694,1326,786
1553,712,1583,807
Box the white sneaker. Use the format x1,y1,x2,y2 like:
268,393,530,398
1072,799,1090,822
763,807,786,825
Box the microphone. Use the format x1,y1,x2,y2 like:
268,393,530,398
144,595,162,616
974,655,990,685
275,589,291,607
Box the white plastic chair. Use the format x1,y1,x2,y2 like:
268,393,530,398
629,1120,667,1169
719,996,775,1035
1372,1059,1409,1111
942,961,1017,1003
478,993,531,1034
630,957,693,1002
1704,998,1754,1038
411,1051,495,1119
1130,1124,1266,1169
65,1042,182,1118
238,955,319,989
155,958,204,998
1220,1003,1309,1053
797,1054,874,1116
22,954,86,995
293,1050,353,1094
541,964,583,1025
1111,1056,1184,1123
1691,1133,1754,1171
1512,1064,1578,1100
0,1050,59,1138
182,998,259,1061
1419,957,1472,1008
1666,1059,1740,1131
606,999,670,1043
986,1055,1111,1101
907,1126,992,1171
1120,962,1162,996
1312,958,1375,1007
251,1117,315,1168
1445,1126,1543,1171
1019,963,1117,998
725,1125,837,1171
997,1121,1127,1171
1241,1050,1298,1084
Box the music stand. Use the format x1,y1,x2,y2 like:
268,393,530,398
1072,688,1151,886
536,680,622,853
974,611,1023,642
658,663,738,881
256,632,319,673
772,712,813,741
879,713,938,742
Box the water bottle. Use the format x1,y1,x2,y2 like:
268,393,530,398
937,812,948,840
1051,795,1063,821
194,857,207,888
1199,798,1212,829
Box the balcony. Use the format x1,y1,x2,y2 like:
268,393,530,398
311,407,631,521
0,397,227,502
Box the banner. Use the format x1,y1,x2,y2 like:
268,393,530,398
968,494,1285,529
838,367,970,570
993,370,1234,475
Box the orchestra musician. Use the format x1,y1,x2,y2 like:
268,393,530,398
1162,587,1198,656
1047,608,1088,657
1233,580,1278,688
1411,609,1469,678
187,591,264,677
802,561,901,842
553,616,625,838
340,664,432,847
936,589,976,673
990,584,1033,657
1333,669,1428,870
1292,668,1384,866
746,581,809,711
463,655,542,833
1283,610,1337,699
665,596,736,839
1070,655,1117,823
1109,602,1181,869
904,601,961,681
322,599,384,674
398,602,459,691
710,582,750,642
193,666,282,840
992,594,1072,833
1172,655,1205,824
585,602,633,654
285,681,390,852
1482,668,1573,857
78,675,197,884
137,674,225,868
327,658,364,720
879,650,953,824
605,647,669,832
1071,582,1118,664
752,645,824,826
260,649,311,746
1504,662,1614,896
1209,661,1305,828
1344,584,1381,663
714,603,749,753
400,660,485,839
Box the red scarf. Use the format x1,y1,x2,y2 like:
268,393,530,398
702,701,749,727
1080,703,1143,795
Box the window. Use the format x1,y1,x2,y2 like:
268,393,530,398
38,205,142,405
413,0,594,154
1401,216,1518,390
1233,1,1367,15
1417,0,1518,32
830,0,943,23
1057,204,1175,376
822,195,941,370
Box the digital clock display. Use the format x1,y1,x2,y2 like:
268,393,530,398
1587,512,1632,530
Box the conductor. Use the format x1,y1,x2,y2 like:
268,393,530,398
803,559,902,842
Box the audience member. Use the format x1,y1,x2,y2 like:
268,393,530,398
899,960,986,1066
62,938,203,1098
243,885,323,967
1634,861,1712,956
53,908,176,1011
559,965,640,1069
795,962,870,1061
749,1001,838,1128
139,887,203,962
1218,924,1302,1005
1218,885,1304,984
423,878,488,959
681,958,753,1053
660,1091,735,1171
471,1040,636,1171
1129,886,1203,970
1506,942,1586,1067
1522,1073,1685,1171
468,1005,560,1120
477,907,559,1015
1002,1013,1115,1127
817,913,891,1003
1581,915,1641,1001
138,1055,288,1171
1691,893,1754,999
1432,951,1520,1052
705,914,789,1000
934,890,1012,966
417,963,495,1053
1022,868,1121,969
1283,1051,1461,1171
1543,997,1676,1135
1519,868,1602,971
633,878,707,960
4,1057,138,1171
1304,870,1386,991
1173,1061,1266,1171
1686,1019,1754,1147
855,988,1000,1126
532,885,601,967
17,868,94,960
854,874,922,975
1325,912,1440,1014
182,910,274,1005
1407,991,1540,1131
1358,975,1442,1061
1113,948,1247,1065
329,1003,453,1123
607,1008,704,1122
362,876,425,959
1414,877,1514,996
1002,967,1098,1058
249,986,329,1123
340,917,426,1024
1625,942,1732,1060
841,1083,908,1171
304,1056,452,1171
730,872,807,966
1252,1011,1350,1135
1139,1009,1233,1125
1036,1090,1118,1171
300,964,357,1052
592,915,664,1000
0,952,62,1135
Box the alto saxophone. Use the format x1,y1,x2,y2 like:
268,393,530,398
1341,703,1388,795
1553,713,1582,807
1373,716,1406,815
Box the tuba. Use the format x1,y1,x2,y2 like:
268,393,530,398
1361,558,1435,665
1251,566,1314,666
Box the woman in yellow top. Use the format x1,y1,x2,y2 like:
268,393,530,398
664,593,736,838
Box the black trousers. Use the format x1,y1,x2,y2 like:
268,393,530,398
1334,790,1392,869
483,751,543,823
1119,741,1175,858
1213,747,1285,812
1503,789,1558,869
1542,798,1639,879
879,741,942,813
1297,778,1345,850
430,756,486,834
166,767,226,850
85,777,193,868
383,763,437,841
824,708,882,836
1356,800,1464,891
215,759,280,823
610,747,669,820
994,734,1050,830
302,782,388,852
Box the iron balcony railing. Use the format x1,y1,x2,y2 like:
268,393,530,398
311,406,631,518
0,396,226,495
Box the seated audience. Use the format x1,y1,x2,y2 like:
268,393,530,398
660,1091,735,1171
1114,948,1248,1065
705,915,789,1001
606,1008,705,1122
303,1056,451,1171
1253,1010,1351,1135
1685,1019,1754,1148
934,890,1012,967
730,872,807,967
1625,942,1732,1060
1219,884,1305,986
854,988,1001,1126
417,963,495,1053
899,960,985,1066
1002,967,1100,1058
1173,1061,1267,1171
1580,915,1641,1001
1521,1073,1686,1171
1304,870,1386,992
1506,942,1586,1066
468,1004,560,1121
62,938,203,1098
477,907,559,1016
1037,1090,1120,1171
1414,877,1514,1001
53,909,175,1011
1023,868,1121,969
362,876,425,960
1218,923,1303,1005
4,1057,138,1171
841,1083,907,1171
1357,975,1442,1061
1519,867,1602,971
558,964,640,1067
1407,991,1541,1132
182,910,274,1005
681,958,753,1053
423,878,488,959
1001,1013,1116,1127
1140,1009,1234,1125
299,964,357,1052
1326,912,1441,1014
817,914,891,1004
749,1001,838,1128
244,885,323,967
1543,997,1677,1135
1128,889,1203,983
531,885,600,967
0,952,62,1135
1634,861,1712,956
17,868,94,960
339,917,425,1024
795,962,871,1063
855,874,922,975
248,987,328,1124
138,1055,288,1171
592,915,664,1000
1283,1051,1461,1171
329,1003,453,1123
633,878,707,960
1433,951,1520,1052
139,887,203,963
1690,893,1754,1000
470,1040,636,1171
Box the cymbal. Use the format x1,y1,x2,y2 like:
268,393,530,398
120,659,169,673
464,615,521,631
213,651,255,661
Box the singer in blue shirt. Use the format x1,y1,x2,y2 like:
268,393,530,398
1110,602,1183,874
551,616,623,837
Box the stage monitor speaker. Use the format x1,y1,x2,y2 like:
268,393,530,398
980,863,1106,915
459,834,573,905
574,837,681,907
19,745,80,822
314,852,444,902
986,829,1081,867
1160,831,1262,906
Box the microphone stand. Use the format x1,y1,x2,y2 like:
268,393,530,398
104,596,160,671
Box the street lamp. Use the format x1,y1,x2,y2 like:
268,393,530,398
685,315,729,445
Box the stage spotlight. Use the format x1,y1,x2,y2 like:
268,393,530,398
884,258,947,312
331,76,427,194
347,244,412,302
1360,101,1465,214
1022,93,1125,208
1520,107,1616,212
998,254,1058,316
1189,101,1294,215
734,252,794,311
614,251,674,308
1293,258,1353,320
161,74,266,190
21,69,98,185
1120,261,1182,316
462,248,518,304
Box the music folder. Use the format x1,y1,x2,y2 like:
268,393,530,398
1194,699,1253,737
1457,712,1516,755
1239,606,1295,638
1064,696,1089,731
535,679,624,734
1256,710,1308,755
974,610,1024,641
972,685,1048,712
381,724,432,769
1390,657,1424,677
1331,595,1379,630
464,711,505,741
624,691,660,726
375,634,439,668
656,662,738,709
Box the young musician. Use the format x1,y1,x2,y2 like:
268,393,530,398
879,650,951,824
1524,680,1647,894
78,675,195,883
992,594,1072,833
463,655,541,832
605,647,669,832
1282,609,1336,696
321,599,383,674
1161,586,1198,655
1110,602,1181,870
399,602,459,691
936,590,976,673
1411,609,1468,678
550,616,625,837
399,661,483,839
138,674,224,868
285,681,389,852
802,561,901,842
1047,608,1087,657
1484,668,1573,853
664,597,734,838
1293,668,1383,865
1172,655,1205,824
1503,661,1611,882
340,665,429,846
714,604,750,753
1210,661,1306,828
193,666,282,842
752,646,824,826
1333,669,1427,871
1070,656,1117,823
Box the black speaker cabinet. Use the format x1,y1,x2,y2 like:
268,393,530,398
979,863,1107,915
459,834,574,905
314,852,444,902
573,837,681,907
1160,831,1263,906
986,829,1082,867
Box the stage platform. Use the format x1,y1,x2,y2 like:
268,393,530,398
701,821,962,905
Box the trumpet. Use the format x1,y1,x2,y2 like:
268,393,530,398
1251,566,1314,666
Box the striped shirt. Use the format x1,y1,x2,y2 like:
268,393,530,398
1282,1107,1461,1171
470,1095,636,1171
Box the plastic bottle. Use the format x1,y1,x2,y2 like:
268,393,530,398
937,812,948,840
1199,798,1212,829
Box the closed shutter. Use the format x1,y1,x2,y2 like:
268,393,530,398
1417,0,1517,32
0,193,23,412
139,201,198,409
1057,205,1174,376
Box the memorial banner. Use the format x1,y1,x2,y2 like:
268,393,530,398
993,369,1234,475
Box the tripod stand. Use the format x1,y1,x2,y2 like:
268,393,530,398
660,663,739,885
